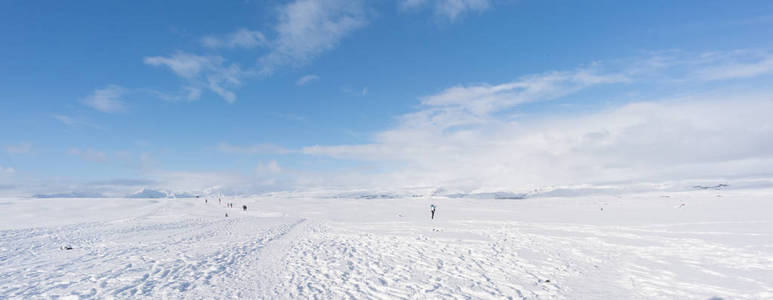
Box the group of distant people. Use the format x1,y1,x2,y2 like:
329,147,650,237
211,196,438,220
203,197,248,217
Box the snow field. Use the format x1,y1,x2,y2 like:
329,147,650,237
0,188,772,299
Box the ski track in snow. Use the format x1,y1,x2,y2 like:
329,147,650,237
0,212,305,299
1,192,773,299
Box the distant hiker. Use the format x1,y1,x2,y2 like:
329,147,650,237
242,205,247,211
218,198,221,204
225,213,229,217
205,198,207,204
430,204,436,220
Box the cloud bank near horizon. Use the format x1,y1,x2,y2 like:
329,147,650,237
296,50,773,192
4,1,773,198
6,50,772,197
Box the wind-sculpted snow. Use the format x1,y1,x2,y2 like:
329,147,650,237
1,189,772,299
268,221,773,299
0,214,303,298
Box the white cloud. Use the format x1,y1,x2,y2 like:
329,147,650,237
66,47,773,195
693,51,773,81
303,94,773,191
68,148,108,163
53,114,75,126
141,86,202,103
421,69,628,115
300,50,773,192
144,52,244,103
82,85,127,113
296,74,320,86
401,0,491,21
217,142,291,155
256,160,282,174
0,165,15,175
144,52,215,79
201,28,267,49
342,86,370,96
5,142,32,155
146,0,369,102
625,49,773,83
259,0,368,73
52,114,101,129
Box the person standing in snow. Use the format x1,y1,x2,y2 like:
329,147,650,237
242,205,247,211
430,204,436,220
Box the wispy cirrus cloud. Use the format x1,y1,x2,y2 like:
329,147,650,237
201,28,267,49
5,142,32,155
82,85,127,113
401,0,491,21
146,0,369,102
421,69,628,116
216,142,292,155
144,52,245,103
296,74,320,86
53,114,77,126
623,49,773,83
140,87,202,103
342,86,369,96
144,52,215,79
692,50,773,81
52,114,102,130
144,0,503,105
259,0,368,74
68,148,108,163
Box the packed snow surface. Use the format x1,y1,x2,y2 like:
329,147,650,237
1,188,772,299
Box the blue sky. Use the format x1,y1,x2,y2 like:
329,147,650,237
2,0,773,196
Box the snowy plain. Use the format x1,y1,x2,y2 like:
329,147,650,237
1,188,772,299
